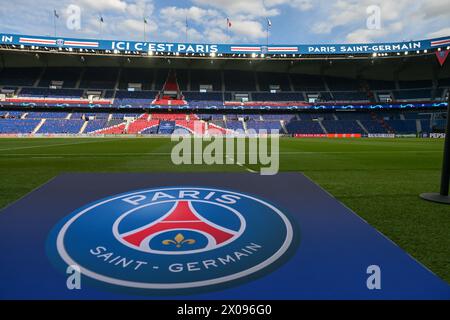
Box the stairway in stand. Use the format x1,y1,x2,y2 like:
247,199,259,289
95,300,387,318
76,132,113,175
153,70,187,106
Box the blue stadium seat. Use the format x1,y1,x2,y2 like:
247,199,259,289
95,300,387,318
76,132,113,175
359,120,388,133
37,119,84,134
285,120,324,134
322,120,364,134
0,119,40,133
26,112,68,119
246,120,283,132
20,88,84,98
385,120,417,134
226,120,244,131
393,89,431,100
85,120,109,133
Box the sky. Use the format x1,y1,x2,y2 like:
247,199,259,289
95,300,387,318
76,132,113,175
0,0,449,44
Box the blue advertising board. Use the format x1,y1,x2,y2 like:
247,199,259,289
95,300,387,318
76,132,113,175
0,173,449,299
1,33,449,55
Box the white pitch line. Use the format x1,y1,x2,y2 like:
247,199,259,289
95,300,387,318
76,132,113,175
226,155,258,173
243,166,258,173
0,150,441,157
31,156,64,159
0,138,127,152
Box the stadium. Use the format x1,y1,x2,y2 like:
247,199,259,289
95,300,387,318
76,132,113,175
0,35,449,137
0,1,450,304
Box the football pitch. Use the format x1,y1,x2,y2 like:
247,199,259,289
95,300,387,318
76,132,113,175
0,137,449,284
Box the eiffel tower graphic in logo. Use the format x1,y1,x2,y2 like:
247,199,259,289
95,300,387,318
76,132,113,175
121,201,238,252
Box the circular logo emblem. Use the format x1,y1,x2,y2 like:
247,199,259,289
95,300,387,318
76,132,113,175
56,39,65,47
47,187,297,293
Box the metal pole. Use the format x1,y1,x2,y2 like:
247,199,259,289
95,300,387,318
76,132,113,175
439,94,450,196
420,93,450,204
53,14,57,37
185,17,188,43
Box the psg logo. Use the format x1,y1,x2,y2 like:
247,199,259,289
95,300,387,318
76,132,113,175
47,187,297,293
56,39,65,47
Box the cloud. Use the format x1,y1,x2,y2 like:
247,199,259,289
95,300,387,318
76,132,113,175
311,0,424,43
70,0,156,40
118,18,157,35
158,5,266,43
192,0,315,18
75,0,128,12
203,27,228,43
346,21,404,43
159,6,223,43
308,0,443,43
420,0,450,20
192,0,279,18
310,0,382,35
229,20,266,40
289,0,314,11
126,0,154,18
160,6,221,25
427,27,450,39
264,0,315,11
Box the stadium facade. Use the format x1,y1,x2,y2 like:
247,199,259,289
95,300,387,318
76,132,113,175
0,33,449,137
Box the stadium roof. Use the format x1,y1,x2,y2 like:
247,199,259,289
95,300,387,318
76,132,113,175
1,32,449,58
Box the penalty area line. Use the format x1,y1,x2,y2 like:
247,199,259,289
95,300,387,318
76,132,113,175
226,155,258,174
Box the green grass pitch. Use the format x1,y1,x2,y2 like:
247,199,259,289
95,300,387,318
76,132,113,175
0,137,449,283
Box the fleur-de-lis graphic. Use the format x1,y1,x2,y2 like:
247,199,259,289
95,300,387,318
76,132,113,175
162,233,196,248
